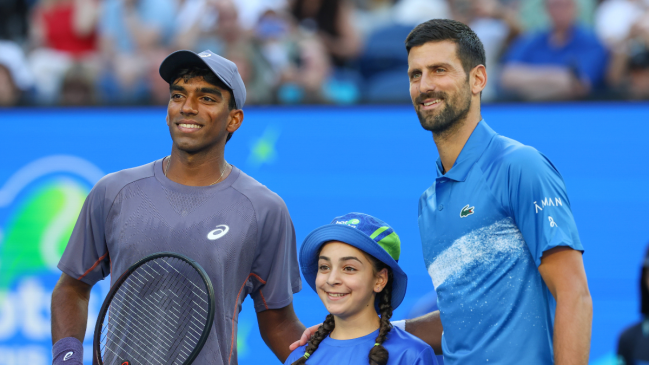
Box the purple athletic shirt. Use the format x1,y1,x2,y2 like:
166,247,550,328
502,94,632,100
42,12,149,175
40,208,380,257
58,158,302,365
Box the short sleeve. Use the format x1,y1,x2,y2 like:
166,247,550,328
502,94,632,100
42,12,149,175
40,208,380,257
507,146,583,266
413,346,438,365
249,197,301,312
57,180,110,285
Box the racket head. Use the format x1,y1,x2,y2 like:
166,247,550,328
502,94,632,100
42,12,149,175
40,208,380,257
93,252,215,365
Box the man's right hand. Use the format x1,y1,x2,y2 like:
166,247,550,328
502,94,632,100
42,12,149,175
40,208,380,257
289,323,321,351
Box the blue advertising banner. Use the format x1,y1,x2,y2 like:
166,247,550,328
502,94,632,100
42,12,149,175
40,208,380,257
0,103,647,365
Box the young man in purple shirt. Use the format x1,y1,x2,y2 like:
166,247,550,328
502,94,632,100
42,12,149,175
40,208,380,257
50,50,305,365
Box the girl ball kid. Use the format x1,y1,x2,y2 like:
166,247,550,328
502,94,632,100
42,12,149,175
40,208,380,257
285,213,437,365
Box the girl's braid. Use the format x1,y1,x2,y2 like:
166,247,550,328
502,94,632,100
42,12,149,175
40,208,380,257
290,314,336,365
368,271,394,365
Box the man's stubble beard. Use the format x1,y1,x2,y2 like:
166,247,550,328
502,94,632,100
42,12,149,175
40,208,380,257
415,82,472,137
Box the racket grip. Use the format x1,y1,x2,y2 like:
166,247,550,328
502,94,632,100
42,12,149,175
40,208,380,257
52,337,83,365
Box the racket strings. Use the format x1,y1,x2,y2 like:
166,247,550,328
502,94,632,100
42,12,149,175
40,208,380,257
99,257,210,365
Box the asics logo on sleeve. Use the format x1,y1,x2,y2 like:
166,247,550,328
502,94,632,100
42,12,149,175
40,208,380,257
63,352,74,361
207,224,229,240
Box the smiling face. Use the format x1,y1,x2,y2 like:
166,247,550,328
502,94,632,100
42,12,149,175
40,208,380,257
315,241,387,320
166,76,242,154
408,40,473,135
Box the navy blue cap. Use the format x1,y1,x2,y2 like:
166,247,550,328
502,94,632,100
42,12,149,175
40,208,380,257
159,49,246,109
300,212,407,311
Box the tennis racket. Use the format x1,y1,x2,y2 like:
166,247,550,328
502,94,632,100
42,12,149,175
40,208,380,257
93,252,215,365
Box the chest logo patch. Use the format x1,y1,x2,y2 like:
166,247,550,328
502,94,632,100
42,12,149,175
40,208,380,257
207,224,229,240
460,204,474,218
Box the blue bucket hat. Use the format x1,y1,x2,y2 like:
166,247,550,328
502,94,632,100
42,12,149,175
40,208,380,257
300,212,407,311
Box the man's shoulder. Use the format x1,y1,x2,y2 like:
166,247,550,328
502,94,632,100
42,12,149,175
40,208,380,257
93,160,157,199
230,167,288,214
481,134,546,172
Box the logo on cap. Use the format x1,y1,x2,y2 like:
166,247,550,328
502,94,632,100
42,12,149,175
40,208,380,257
335,218,360,227
199,52,211,58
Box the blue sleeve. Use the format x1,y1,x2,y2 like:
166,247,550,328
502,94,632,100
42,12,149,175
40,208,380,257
506,146,583,266
413,346,439,365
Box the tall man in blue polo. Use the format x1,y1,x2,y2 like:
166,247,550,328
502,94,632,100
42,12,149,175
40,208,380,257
50,50,305,365
401,19,593,364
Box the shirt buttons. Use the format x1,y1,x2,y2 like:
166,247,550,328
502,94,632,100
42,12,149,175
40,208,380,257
438,204,444,211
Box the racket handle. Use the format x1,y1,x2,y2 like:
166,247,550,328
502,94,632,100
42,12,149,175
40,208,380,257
52,337,83,365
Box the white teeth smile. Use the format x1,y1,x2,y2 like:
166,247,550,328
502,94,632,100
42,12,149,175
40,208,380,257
179,123,201,129
328,293,348,297
423,100,441,106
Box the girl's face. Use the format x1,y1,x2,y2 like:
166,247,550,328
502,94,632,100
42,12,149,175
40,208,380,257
315,241,388,320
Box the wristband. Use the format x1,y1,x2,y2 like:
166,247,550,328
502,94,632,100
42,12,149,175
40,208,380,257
391,319,406,331
52,337,83,365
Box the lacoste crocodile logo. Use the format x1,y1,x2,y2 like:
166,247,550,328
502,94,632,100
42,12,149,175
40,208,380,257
460,205,474,218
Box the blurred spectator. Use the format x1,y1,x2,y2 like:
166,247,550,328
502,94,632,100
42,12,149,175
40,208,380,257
500,0,608,100
390,0,451,27
98,0,177,104
616,244,649,365
597,0,649,99
352,0,450,40
0,40,34,106
518,0,596,30
595,0,649,49
27,0,100,104
174,0,275,104
450,0,523,101
290,0,363,66
255,6,340,104
0,0,30,43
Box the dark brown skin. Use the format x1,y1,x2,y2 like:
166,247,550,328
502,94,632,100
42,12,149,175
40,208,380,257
257,303,306,362
404,310,444,354
51,272,91,344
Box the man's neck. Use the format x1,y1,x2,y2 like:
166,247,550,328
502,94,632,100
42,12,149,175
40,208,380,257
165,146,230,186
329,308,380,340
433,115,481,174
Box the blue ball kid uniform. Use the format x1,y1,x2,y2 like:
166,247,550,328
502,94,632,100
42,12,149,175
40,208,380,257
284,327,437,365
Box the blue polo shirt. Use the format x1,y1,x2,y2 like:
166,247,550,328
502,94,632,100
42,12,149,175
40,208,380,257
418,120,583,364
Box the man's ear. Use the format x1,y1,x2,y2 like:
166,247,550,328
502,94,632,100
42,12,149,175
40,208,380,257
471,64,487,95
226,109,244,134
374,268,389,293
166,114,169,126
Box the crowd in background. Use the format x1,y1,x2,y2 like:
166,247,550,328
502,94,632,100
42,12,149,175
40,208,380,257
1,0,649,106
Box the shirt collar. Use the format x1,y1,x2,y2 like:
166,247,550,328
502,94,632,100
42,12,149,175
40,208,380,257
435,119,496,182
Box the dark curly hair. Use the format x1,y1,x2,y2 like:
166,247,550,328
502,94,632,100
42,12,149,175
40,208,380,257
291,255,394,365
